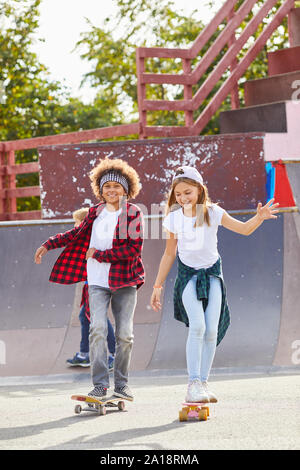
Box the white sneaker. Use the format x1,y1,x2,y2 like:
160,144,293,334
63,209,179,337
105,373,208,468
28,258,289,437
202,381,218,403
185,379,209,403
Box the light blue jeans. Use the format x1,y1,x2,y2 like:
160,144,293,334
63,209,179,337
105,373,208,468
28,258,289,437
182,275,222,382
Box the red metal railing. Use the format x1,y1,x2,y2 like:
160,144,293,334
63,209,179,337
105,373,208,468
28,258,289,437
0,123,139,221
0,0,297,220
136,0,296,138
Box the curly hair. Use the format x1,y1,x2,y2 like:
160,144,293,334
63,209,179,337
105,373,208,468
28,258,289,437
89,157,141,201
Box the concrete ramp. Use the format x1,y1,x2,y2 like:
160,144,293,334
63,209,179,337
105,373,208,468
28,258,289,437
0,220,165,379
148,212,300,371
0,222,77,377
0,213,299,380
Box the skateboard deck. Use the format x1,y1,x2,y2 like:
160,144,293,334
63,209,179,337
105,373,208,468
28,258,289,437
71,394,126,416
179,402,210,422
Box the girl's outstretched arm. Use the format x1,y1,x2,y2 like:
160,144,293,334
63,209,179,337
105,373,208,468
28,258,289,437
221,198,280,236
151,231,178,311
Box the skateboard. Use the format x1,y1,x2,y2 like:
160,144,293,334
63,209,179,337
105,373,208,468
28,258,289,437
179,402,210,422
71,394,126,416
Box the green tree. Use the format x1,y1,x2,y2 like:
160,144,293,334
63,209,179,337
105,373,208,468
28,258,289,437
0,0,65,142
76,0,206,127
0,0,122,211
0,0,58,209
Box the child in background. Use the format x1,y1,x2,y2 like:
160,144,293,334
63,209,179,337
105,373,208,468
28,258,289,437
66,208,115,370
151,165,279,403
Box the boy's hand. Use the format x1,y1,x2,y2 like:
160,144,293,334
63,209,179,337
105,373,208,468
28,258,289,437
34,246,47,264
150,288,162,312
86,247,96,260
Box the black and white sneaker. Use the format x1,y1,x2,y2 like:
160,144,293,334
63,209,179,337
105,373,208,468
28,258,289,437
88,386,107,400
114,385,134,401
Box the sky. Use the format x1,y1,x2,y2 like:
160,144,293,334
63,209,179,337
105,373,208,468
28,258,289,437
33,0,224,103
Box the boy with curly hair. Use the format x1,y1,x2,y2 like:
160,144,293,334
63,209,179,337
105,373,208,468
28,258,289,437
66,207,116,371
34,158,145,401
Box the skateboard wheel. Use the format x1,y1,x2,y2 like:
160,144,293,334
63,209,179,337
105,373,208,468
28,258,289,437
179,410,188,422
202,406,209,417
198,409,208,421
74,405,82,414
99,405,106,416
118,401,125,411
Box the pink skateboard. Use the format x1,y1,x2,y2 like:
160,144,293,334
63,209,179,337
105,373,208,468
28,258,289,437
179,402,210,421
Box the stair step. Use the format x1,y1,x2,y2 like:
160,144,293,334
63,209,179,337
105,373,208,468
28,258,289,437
268,46,300,76
244,70,300,107
219,101,287,134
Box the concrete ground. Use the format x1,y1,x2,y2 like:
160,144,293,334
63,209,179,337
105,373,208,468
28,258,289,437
0,371,299,451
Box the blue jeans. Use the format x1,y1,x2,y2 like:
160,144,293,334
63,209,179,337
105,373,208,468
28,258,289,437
79,305,90,354
88,285,137,388
79,304,115,355
182,275,222,382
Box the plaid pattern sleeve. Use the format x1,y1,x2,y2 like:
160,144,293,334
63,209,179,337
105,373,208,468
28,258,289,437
42,225,81,250
47,206,96,284
173,257,230,346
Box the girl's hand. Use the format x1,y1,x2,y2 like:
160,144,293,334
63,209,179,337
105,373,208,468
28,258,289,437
151,288,162,312
86,247,96,260
257,198,280,221
34,246,47,264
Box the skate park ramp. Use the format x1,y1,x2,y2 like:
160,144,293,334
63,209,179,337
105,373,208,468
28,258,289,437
0,211,300,381
1,135,300,381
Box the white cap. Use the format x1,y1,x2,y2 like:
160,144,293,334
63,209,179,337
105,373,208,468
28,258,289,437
172,166,203,185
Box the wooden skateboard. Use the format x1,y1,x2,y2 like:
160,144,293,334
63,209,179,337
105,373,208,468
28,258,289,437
71,394,126,416
179,402,210,422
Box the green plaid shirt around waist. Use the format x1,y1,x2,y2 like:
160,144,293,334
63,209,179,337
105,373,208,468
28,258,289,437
173,256,230,346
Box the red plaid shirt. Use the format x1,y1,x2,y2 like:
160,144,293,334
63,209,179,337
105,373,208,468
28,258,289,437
42,201,145,291
81,282,91,321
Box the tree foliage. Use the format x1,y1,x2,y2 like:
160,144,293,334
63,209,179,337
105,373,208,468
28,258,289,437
0,0,64,142
0,0,122,210
0,1,124,141
0,0,291,211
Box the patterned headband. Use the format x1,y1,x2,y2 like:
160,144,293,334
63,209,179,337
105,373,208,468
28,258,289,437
99,170,129,194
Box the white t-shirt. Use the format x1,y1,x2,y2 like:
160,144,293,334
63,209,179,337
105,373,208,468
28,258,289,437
162,204,225,269
87,206,121,288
